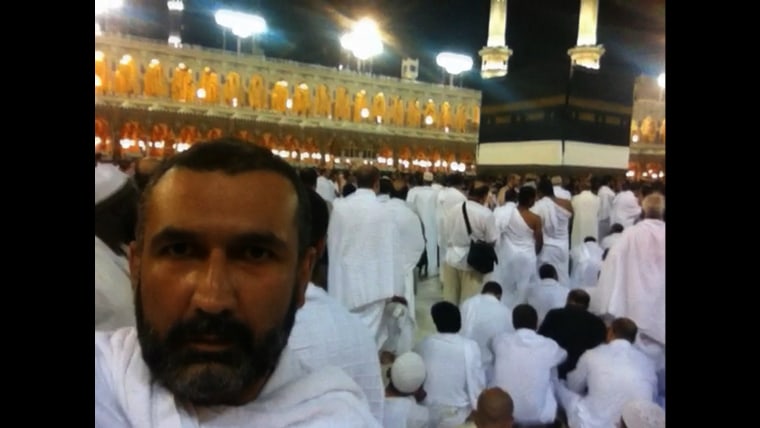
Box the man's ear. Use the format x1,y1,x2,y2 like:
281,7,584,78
128,241,140,292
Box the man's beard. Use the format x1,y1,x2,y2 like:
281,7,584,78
134,282,299,406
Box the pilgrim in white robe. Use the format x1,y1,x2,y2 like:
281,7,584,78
95,236,135,331
328,189,402,350
570,190,600,249
531,197,572,286
556,339,657,428
95,328,381,428
526,277,569,326
289,283,385,422
406,185,442,276
490,329,567,425
316,175,338,203
490,201,517,291
610,190,642,228
459,293,513,384
497,209,538,308
553,185,572,201
592,219,665,348
414,333,485,428
597,185,616,239
600,231,622,251
378,194,425,355
384,397,431,428
569,240,605,289
436,187,467,283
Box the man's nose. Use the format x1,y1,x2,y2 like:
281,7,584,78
190,249,236,315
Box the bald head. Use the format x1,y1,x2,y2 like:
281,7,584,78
474,388,514,428
641,192,665,219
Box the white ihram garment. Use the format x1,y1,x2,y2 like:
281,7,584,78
570,190,600,249
95,236,135,331
498,209,538,307
406,185,442,276
289,283,385,422
459,293,513,383
531,197,572,286
95,328,381,428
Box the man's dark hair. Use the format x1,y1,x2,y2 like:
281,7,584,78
601,175,613,186
431,301,461,333
306,188,329,247
538,264,558,280
96,179,139,256
537,178,555,197
590,176,601,193
447,173,464,188
512,304,539,330
584,236,597,243
355,165,380,188
503,188,518,203
566,289,591,310
610,223,624,234
482,281,502,296
299,167,318,189
518,186,537,206
611,317,638,343
379,176,394,195
136,138,312,258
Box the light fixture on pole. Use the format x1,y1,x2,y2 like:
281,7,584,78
95,0,122,33
436,52,473,86
340,17,383,73
214,9,267,56
167,1,184,47
657,72,665,101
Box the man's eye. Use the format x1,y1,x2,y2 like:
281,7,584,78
243,247,272,260
165,243,192,257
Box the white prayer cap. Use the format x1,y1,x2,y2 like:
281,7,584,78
423,171,434,182
551,175,563,185
95,163,129,206
621,400,665,428
390,352,426,394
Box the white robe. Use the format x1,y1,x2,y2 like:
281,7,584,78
592,219,665,346
597,185,616,238
436,187,467,276
316,176,337,203
570,190,601,249
289,283,385,422
490,329,567,425
526,278,569,326
406,185,442,276
95,328,381,428
553,185,572,201
384,397,431,428
328,189,401,345
491,202,517,290
459,293,513,382
497,209,538,307
95,236,135,331
414,333,485,428
531,197,573,286
557,339,657,428
569,240,605,289
600,232,622,251
610,190,642,228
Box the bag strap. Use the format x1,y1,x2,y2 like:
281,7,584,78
461,201,473,236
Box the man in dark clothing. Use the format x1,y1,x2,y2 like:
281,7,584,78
538,289,606,379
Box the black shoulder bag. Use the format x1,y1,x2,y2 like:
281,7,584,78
462,202,498,274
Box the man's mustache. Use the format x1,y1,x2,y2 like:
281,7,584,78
164,311,255,353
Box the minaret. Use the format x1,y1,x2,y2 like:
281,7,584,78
478,0,513,79
167,0,184,47
568,0,605,70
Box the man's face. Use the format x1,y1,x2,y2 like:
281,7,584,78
130,169,314,406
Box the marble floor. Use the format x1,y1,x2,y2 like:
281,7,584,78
413,273,445,345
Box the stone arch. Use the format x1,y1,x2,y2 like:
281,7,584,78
271,80,289,113
315,84,331,118
371,92,386,123
95,50,109,94
224,71,242,106
334,86,350,121
248,74,266,110
171,63,195,102
293,82,311,116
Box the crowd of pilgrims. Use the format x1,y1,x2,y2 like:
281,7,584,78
96,153,665,428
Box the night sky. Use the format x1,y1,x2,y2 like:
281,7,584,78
110,0,665,104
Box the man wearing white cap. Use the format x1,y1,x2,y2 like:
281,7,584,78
95,163,138,331
551,176,572,201
407,170,442,277
384,352,431,428
620,399,665,428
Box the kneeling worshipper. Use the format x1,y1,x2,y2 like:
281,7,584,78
620,399,665,428
384,352,432,428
